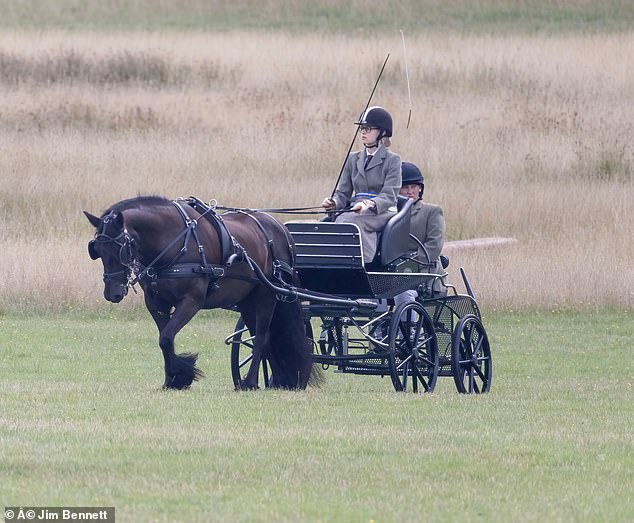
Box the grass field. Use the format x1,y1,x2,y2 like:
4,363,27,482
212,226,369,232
1,310,633,522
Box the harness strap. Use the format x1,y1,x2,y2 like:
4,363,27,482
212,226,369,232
133,201,217,283
133,224,192,282
227,210,278,266
146,262,225,279
182,196,234,264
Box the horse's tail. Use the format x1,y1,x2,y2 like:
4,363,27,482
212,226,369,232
254,211,322,389
267,298,322,390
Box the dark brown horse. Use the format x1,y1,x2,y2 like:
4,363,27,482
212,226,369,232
84,196,314,390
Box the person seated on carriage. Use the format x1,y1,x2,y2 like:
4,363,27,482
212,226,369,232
394,161,446,307
321,106,402,264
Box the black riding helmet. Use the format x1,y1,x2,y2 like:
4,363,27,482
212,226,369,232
401,162,424,200
355,106,393,140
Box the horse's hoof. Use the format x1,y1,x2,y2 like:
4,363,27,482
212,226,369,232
236,380,258,391
163,375,192,390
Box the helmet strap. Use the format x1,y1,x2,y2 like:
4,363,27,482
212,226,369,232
365,130,384,150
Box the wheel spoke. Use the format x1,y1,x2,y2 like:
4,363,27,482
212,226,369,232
399,322,413,352
414,334,434,351
412,319,423,343
473,363,487,382
401,360,409,389
239,353,253,369
413,367,430,392
262,359,270,385
417,354,435,367
472,334,484,357
465,323,475,346
396,354,413,371
237,338,254,351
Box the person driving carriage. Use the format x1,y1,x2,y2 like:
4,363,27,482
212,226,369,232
394,161,446,307
321,106,402,263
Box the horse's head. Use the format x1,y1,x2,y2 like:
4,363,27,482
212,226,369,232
84,210,136,303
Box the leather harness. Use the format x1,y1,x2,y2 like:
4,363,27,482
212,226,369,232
132,197,294,292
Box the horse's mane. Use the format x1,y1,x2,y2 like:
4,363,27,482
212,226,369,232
102,195,172,217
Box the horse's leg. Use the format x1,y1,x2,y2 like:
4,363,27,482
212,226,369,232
146,293,205,389
237,291,277,390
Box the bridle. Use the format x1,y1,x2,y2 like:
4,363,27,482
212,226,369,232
88,203,225,297
88,211,136,291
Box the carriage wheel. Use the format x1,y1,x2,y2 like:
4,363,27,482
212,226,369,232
388,302,439,393
230,316,271,389
451,314,492,394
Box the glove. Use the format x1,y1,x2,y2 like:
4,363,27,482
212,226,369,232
352,199,376,214
321,197,336,211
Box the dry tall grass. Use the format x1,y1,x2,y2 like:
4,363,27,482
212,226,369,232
0,31,632,311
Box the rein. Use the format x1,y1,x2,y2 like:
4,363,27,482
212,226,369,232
214,204,358,215
215,205,327,214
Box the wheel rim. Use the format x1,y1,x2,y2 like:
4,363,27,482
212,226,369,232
451,315,492,394
388,302,438,393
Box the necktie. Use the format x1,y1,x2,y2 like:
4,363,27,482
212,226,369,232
364,154,373,170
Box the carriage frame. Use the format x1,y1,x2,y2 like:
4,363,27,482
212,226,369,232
226,199,492,394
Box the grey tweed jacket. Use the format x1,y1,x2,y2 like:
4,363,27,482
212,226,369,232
331,144,401,214
409,200,445,272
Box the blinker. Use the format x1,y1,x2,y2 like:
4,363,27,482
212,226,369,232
88,239,99,260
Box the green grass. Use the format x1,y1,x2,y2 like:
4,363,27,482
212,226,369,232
1,309,633,522
1,0,633,33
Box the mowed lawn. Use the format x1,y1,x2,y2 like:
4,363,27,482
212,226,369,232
1,309,632,522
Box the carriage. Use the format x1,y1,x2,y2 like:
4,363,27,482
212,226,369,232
227,197,492,394
86,195,491,393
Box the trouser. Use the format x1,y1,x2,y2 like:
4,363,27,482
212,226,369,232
394,289,418,309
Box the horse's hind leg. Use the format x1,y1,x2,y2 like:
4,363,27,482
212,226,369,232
237,292,276,390
147,295,205,390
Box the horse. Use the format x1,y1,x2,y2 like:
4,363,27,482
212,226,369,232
84,195,315,390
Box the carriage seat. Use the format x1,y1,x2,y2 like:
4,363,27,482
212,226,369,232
369,195,414,268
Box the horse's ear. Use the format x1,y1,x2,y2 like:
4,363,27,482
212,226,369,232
83,211,101,228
